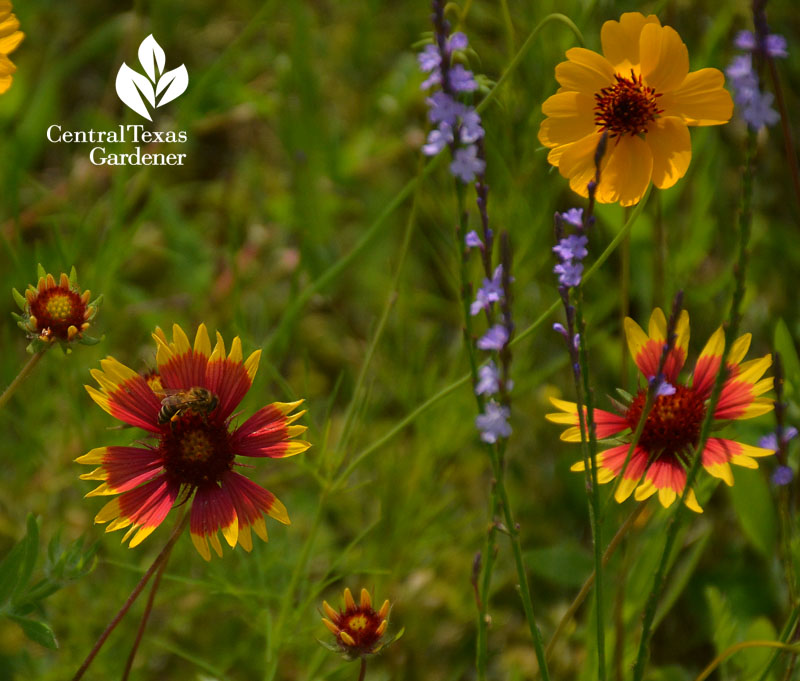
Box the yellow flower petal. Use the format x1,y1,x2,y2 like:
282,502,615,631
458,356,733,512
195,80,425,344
639,24,689,93
596,135,653,206
556,47,615,94
646,117,692,190
557,132,606,199
538,92,597,148
660,68,733,125
600,12,661,69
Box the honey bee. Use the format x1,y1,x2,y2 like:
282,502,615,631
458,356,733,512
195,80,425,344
157,387,219,425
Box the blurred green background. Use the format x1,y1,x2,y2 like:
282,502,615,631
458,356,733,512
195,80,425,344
1,0,799,679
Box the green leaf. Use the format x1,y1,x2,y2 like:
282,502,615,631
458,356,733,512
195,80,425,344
775,319,800,398
14,515,39,602
36,263,46,280
0,537,28,606
7,614,58,649
525,541,594,588
705,585,737,658
739,617,776,679
11,288,27,311
728,467,777,557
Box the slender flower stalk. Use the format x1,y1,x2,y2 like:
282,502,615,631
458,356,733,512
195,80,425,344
71,512,189,681
552,133,608,680
120,554,170,681
751,0,800,213
631,129,759,681
0,349,48,411
418,4,549,677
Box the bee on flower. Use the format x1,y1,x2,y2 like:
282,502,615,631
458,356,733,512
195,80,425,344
547,308,775,511
538,12,733,206
12,265,102,352
77,323,310,560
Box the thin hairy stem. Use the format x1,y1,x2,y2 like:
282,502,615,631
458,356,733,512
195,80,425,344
0,348,48,411
358,658,367,681
71,512,188,681
121,550,171,681
545,503,646,663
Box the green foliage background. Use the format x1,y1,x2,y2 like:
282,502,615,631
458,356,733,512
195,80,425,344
1,0,799,679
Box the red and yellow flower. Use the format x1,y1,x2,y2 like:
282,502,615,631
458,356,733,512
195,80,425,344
547,308,775,512
321,588,399,660
538,12,733,206
12,266,101,352
0,1,24,94
77,323,310,560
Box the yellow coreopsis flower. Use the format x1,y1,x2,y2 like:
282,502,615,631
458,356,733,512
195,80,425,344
538,12,733,206
0,1,24,94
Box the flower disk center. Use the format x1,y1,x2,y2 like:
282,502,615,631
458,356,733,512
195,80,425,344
341,610,382,650
29,287,86,338
625,385,706,460
594,70,663,137
161,414,235,487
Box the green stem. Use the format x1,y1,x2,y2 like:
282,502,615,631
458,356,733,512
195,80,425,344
476,494,498,681
574,290,606,681
766,59,800,216
631,131,756,681
71,512,188,681
263,13,583,355
0,348,48,411
121,548,171,681
334,189,652,490
333,158,422,471
696,641,800,681
264,498,326,681
757,602,800,681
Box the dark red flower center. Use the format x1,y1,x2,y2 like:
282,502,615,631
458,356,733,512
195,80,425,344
28,287,86,339
594,70,663,137
338,607,384,653
161,414,235,487
625,385,706,461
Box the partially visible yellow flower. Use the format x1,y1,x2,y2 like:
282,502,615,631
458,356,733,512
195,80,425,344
538,12,733,206
0,1,24,94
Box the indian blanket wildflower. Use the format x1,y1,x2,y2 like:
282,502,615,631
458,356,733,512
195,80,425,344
320,588,401,660
12,266,101,352
0,1,23,94
547,308,776,511
538,12,733,206
77,323,310,561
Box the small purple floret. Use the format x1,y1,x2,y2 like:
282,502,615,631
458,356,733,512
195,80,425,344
477,324,508,351
554,261,584,288
450,145,486,183
559,208,584,228
475,401,512,443
553,235,588,263
773,465,794,486
449,64,478,92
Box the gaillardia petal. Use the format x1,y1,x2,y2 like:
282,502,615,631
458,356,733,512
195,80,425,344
551,308,774,512
78,323,309,559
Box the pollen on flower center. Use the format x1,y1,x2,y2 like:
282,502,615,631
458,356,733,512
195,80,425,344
161,414,235,487
29,287,86,337
44,292,75,319
625,385,706,458
594,70,663,137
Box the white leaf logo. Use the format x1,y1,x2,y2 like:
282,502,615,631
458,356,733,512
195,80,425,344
115,35,188,121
